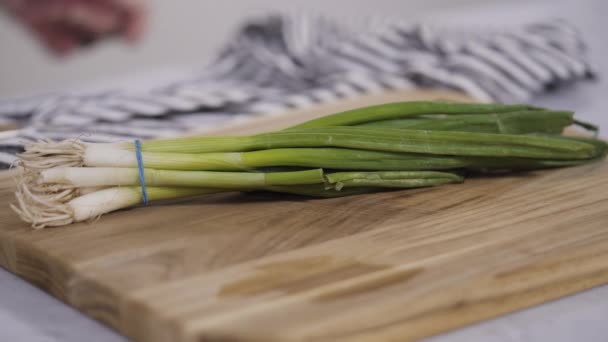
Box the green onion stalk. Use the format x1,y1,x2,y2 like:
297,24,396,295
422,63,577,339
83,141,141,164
12,101,607,229
14,168,462,228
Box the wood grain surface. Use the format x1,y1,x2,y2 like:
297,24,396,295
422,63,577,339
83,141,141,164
1,89,607,342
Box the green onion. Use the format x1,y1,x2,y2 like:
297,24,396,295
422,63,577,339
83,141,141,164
12,100,606,229
28,143,602,175
357,110,574,134
20,128,598,172
135,127,596,159
22,144,601,172
12,185,224,229
18,169,462,227
290,101,541,128
39,168,325,188
325,171,463,190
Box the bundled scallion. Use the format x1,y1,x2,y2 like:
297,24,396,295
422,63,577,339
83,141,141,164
12,101,606,229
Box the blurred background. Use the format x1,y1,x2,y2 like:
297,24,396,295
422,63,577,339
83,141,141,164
0,0,603,97
0,0,474,96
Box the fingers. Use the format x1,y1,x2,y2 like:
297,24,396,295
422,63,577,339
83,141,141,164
61,0,148,44
109,0,147,43
123,4,146,43
63,2,121,34
5,0,149,56
28,20,80,56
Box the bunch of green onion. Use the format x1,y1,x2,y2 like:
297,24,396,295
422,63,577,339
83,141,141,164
12,101,607,228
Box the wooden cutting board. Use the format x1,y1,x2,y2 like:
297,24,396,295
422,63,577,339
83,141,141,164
1,90,608,342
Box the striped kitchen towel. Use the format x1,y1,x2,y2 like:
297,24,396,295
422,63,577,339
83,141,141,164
0,13,595,168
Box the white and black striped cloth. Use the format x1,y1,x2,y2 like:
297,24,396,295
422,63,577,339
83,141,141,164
0,14,594,168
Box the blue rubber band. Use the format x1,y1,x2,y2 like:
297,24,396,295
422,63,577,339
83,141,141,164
134,140,149,205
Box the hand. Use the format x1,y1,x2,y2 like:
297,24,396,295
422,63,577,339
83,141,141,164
3,0,147,56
